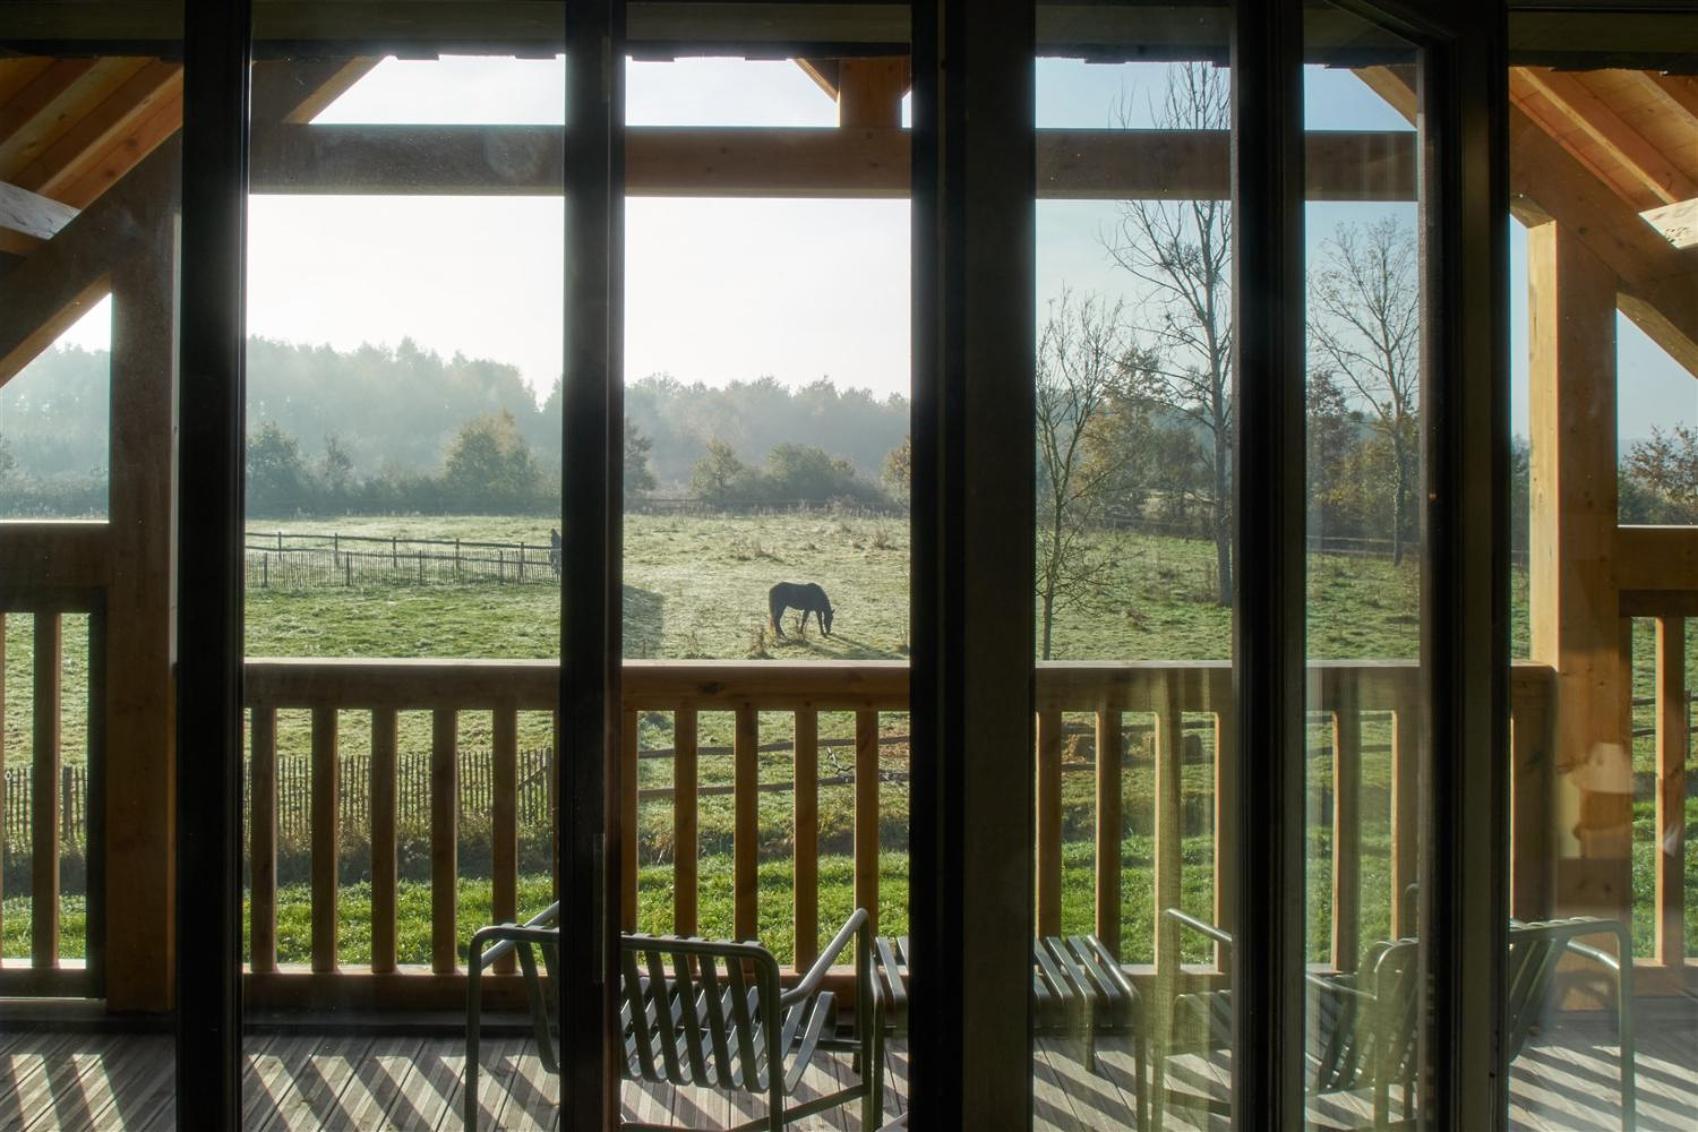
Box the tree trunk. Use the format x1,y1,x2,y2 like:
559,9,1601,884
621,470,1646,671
1213,433,1233,606
1041,587,1055,660
1391,441,1409,566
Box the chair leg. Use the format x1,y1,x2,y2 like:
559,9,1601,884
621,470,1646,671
466,942,483,1132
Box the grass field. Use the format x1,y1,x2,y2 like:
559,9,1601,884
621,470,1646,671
4,511,1696,965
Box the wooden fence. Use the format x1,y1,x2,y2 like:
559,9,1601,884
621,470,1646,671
1,765,89,851
244,530,557,589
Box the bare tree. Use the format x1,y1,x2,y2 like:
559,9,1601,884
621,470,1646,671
1308,216,1420,564
1101,62,1234,606
1036,289,1138,659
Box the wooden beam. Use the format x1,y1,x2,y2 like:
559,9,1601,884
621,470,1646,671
250,58,377,125
1641,197,1698,252
1510,107,1698,377
0,180,77,243
793,58,839,102
0,141,176,386
1649,74,1698,127
52,84,182,210
1354,64,1417,124
0,58,148,180
0,522,110,590
250,122,1417,201
10,61,181,200
1615,525,1698,595
1513,67,1697,208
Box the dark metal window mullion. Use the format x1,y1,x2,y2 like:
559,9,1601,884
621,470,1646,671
559,3,625,1130
1418,6,1513,1128
176,0,253,1126
1229,0,1308,1129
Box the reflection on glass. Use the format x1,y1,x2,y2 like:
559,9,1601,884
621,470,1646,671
1034,8,1234,1121
1508,48,1698,1130
1301,10,1428,1129
618,52,911,1127
1,10,183,1122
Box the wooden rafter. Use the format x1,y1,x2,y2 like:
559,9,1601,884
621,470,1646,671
251,58,378,125
8,61,181,198
0,180,77,254
1650,74,1698,126
1512,67,1697,208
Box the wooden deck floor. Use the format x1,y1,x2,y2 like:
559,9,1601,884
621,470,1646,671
0,1016,1689,1129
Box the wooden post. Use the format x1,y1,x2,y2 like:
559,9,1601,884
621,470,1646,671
1331,682,1362,972
310,706,339,973
371,708,397,974
1655,617,1686,966
1095,701,1124,956
1510,670,1556,922
734,707,758,941
1212,669,1238,970
249,705,278,973
33,612,62,968
431,709,457,974
674,709,699,939
1527,220,1629,921
792,709,817,970
1035,707,1063,938
104,193,177,1011
836,57,909,129
855,709,880,935
492,706,518,973
1153,677,1183,972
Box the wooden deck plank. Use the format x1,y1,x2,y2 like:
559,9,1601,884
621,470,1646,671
0,1024,1689,1129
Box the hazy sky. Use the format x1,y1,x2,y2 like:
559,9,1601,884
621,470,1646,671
39,54,1694,444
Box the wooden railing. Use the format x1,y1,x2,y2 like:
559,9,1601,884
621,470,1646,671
0,597,103,997
239,657,1566,1009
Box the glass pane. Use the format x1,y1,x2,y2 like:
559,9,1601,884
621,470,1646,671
1505,31,1698,1129
618,42,913,1126
1302,9,1426,1128
1034,6,1234,1126
0,2,182,1120
241,5,566,1126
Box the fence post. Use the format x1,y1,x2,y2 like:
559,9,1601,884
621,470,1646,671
276,530,283,552
518,542,525,583
345,556,352,587
392,536,398,569
498,549,505,583
418,551,425,585
455,538,461,579
262,553,269,588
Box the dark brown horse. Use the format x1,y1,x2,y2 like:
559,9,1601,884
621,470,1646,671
769,581,834,638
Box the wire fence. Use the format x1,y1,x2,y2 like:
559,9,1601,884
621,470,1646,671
1,766,89,851
245,530,559,589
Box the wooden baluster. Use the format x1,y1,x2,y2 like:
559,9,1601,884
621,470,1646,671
1213,669,1238,970
1656,617,1687,967
1153,679,1182,973
675,709,700,939
734,707,758,941
1331,681,1362,972
371,708,398,974
855,710,880,936
250,704,278,973
1391,683,1423,935
33,612,61,968
793,710,818,970
1036,707,1063,938
1095,702,1123,955
621,708,639,932
1514,672,1555,923
310,705,340,973
493,707,518,973
432,709,458,974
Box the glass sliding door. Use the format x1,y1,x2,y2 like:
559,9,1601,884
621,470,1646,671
1504,7,1698,1125
0,5,183,1122
1301,9,1429,1128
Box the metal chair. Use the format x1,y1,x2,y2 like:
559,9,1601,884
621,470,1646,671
465,902,884,1131
1151,910,1635,1131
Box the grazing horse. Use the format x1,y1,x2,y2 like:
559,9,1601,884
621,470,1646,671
769,581,834,638
549,528,562,575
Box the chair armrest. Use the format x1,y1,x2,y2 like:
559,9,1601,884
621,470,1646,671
781,907,869,1010
470,901,561,973
1163,907,1234,952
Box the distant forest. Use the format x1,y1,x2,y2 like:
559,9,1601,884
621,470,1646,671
0,338,909,515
